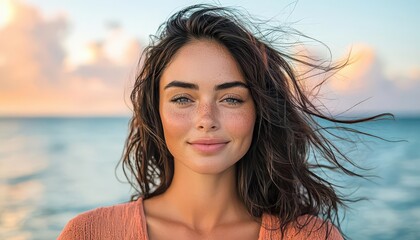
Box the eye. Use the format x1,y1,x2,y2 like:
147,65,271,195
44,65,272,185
170,95,193,105
221,96,244,105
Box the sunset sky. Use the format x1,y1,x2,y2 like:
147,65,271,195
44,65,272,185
1,0,419,116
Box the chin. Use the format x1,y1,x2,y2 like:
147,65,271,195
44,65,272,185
178,157,238,175
193,165,235,175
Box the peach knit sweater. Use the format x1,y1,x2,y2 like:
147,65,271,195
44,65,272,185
58,198,343,239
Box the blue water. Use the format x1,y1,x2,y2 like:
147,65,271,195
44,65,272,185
0,117,419,239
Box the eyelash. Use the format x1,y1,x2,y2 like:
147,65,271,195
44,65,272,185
222,96,244,105
170,95,244,106
170,94,193,105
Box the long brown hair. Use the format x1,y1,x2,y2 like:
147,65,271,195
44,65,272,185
121,4,390,239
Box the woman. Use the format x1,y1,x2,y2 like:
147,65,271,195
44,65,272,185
59,5,387,240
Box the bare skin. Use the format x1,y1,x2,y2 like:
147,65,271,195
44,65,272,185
143,165,261,240
143,39,261,240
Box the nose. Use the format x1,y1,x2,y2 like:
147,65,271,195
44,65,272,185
195,102,219,131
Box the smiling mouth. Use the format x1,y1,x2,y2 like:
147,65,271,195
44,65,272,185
188,141,229,154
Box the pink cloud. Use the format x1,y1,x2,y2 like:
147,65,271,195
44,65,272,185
0,1,141,116
294,44,420,115
324,45,420,115
0,1,418,116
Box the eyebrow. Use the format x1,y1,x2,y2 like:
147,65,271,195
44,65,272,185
163,80,249,90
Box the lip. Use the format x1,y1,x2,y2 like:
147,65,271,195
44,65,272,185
188,139,229,154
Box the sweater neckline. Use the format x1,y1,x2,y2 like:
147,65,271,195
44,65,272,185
136,197,273,240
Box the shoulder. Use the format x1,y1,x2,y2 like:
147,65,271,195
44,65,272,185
58,198,147,240
260,214,343,240
290,215,343,240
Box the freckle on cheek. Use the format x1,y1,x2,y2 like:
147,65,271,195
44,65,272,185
172,110,188,119
227,111,255,132
165,108,190,127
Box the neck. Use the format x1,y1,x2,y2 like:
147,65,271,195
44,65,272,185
156,162,249,231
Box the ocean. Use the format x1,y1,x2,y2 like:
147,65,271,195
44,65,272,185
0,116,419,239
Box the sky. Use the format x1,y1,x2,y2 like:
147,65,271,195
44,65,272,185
0,0,419,116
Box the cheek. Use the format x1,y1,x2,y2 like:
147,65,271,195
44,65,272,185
160,106,190,142
224,108,256,139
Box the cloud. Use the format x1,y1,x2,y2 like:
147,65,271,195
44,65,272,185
0,1,141,116
296,44,420,115
329,45,420,114
0,1,418,116
0,0,66,89
328,45,376,93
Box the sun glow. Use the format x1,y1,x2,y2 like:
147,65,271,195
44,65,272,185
0,0,14,28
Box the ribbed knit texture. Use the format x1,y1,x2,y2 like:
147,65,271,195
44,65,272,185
58,198,343,239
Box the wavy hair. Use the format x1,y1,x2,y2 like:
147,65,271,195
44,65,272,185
121,4,390,239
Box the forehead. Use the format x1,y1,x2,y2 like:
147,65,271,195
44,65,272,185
160,39,246,88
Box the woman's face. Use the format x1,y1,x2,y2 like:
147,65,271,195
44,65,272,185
159,39,256,175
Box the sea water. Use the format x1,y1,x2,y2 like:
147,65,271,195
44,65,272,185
0,117,419,239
